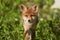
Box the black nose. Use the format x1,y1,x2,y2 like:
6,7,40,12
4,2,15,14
28,20,30,22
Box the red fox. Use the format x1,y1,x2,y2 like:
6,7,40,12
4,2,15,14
20,4,38,40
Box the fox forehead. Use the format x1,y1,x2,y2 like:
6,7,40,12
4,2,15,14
25,8,34,13
22,8,37,15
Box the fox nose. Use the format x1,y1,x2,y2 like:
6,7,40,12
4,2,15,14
28,20,31,22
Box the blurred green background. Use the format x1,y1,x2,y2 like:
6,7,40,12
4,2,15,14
0,0,60,40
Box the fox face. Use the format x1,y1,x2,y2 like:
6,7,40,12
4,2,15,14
22,9,38,24
20,4,38,25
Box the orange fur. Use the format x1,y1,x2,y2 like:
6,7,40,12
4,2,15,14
20,4,38,40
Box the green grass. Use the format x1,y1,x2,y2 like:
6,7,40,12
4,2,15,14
0,0,60,40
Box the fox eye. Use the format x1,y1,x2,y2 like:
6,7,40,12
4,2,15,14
25,15,28,17
31,15,35,16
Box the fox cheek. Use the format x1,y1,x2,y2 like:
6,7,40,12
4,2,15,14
23,17,26,21
23,17,28,22
32,17,35,20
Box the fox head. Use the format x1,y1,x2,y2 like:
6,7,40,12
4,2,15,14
20,4,38,24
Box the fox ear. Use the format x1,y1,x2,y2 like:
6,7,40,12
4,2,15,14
32,4,38,12
20,4,27,11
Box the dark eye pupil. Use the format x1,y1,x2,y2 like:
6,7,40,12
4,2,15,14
31,15,35,16
25,15,35,17
25,15,28,17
